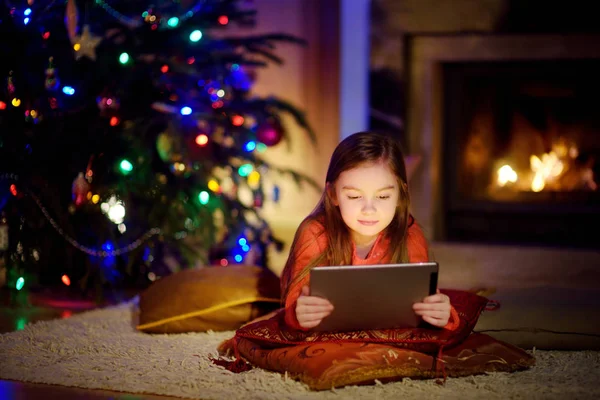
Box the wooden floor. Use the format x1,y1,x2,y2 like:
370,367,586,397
0,288,185,400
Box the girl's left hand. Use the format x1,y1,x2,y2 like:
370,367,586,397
412,289,451,328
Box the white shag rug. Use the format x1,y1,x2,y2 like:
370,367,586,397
1,301,599,400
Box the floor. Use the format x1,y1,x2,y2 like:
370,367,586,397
0,287,186,400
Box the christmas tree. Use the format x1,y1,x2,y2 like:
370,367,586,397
0,0,317,300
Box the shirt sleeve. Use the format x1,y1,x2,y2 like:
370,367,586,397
406,216,459,331
281,220,327,331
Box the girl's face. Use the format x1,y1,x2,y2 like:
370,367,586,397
330,162,400,246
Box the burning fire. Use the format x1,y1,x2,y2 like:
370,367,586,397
495,143,597,192
529,152,563,192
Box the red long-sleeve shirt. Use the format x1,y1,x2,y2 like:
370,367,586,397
281,217,459,331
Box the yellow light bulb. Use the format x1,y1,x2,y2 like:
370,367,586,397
12,98,21,107
247,171,261,189
74,43,81,51
208,179,220,192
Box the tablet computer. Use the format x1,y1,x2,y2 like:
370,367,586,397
309,262,438,332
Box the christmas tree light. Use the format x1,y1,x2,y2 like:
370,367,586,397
0,0,317,299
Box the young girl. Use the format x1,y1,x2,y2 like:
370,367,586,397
281,132,458,331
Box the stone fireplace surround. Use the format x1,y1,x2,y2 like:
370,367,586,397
405,34,600,293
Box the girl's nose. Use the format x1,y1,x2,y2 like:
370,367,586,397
361,200,376,214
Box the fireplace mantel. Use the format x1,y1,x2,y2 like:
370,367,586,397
406,34,600,241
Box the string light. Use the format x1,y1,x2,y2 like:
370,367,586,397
16,277,25,291
195,134,208,146
0,183,161,258
238,164,253,177
207,179,220,192
247,171,260,188
167,17,179,27
180,106,192,115
119,53,130,64
244,141,256,152
231,115,244,126
189,30,202,42
94,0,203,30
198,191,209,205
62,86,75,95
62,275,71,286
119,159,133,174
256,143,268,152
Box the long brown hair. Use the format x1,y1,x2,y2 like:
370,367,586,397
282,132,411,300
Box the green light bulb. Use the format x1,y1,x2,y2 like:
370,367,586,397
119,159,133,174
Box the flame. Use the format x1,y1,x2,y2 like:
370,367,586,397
497,165,518,186
529,152,563,192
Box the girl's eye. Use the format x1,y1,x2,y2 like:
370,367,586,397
347,196,361,200
378,195,390,200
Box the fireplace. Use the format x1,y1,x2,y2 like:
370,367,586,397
407,34,600,249
442,60,600,248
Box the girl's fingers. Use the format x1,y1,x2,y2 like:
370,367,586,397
299,318,323,329
413,310,448,319
422,293,449,304
421,315,445,327
297,310,332,328
413,302,450,312
297,304,334,315
301,285,310,296
298,295,334,308
298,310,331,322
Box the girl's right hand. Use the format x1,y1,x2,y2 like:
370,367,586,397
295,285,334,329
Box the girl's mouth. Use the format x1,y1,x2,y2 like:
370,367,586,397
358,220,378,226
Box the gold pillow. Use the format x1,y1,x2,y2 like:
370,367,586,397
137,265,281,333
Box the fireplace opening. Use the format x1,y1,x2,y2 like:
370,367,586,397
442,59,600,248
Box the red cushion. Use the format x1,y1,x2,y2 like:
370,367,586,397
234,289,488,354
220,333,534,390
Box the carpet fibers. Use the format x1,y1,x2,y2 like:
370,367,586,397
1,302,598,400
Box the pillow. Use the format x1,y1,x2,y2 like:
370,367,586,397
220,333,534,390
231,289,489,354
137,265,281,333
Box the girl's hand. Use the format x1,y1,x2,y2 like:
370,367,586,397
295,286,334,329
412,289,451,328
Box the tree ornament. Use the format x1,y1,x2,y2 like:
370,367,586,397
143,9,161,25
0,212,8,252
256,118,283,147
156,126,183,163
7,71,16,96
72,25,102,61
71,172,90,207
253,192,263,208
64,0,79,41
44,57,60,91
96,94,119,115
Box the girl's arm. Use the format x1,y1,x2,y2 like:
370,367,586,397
407,218,460,331
281,220,327,330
